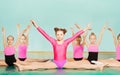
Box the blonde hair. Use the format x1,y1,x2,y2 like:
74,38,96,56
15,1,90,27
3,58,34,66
117,33,120,40
22,34,27,39
89,32,96,39
7,35,14,40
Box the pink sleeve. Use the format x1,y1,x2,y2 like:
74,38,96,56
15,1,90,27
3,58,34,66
65,30,84,44
37,26,55,44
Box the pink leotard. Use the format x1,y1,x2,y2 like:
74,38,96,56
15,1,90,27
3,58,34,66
116,45,120,60
73,44,84,58
88,44,99,52
18,44,27,58
36,26,84,68
4,46,15,55
53,60,66,69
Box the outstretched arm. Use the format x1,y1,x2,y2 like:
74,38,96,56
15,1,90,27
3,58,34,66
31,20,55,44
2,27,7,48
66,24,91,44
97,23,108,46
108,27,117,47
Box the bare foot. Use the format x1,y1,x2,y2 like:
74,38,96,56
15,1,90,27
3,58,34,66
97,63,108,71
14,63,23,71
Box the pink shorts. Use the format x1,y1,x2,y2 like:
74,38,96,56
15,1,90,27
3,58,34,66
53,60,66,69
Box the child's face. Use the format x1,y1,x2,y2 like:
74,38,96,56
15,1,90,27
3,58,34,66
89,35,96,44
7,37,14,45
56,30,65,41
20,36,26,44
76,37,82,42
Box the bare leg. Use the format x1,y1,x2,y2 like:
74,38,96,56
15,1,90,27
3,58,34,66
99,58,120,67
14,61,57,71
14,59,107,71
25,58,50,62
15,58,50,66
15,59,31,65
64,60,105,71
0,60,7,66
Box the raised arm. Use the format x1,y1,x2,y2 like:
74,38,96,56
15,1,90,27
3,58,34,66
14,24,29,48
24,24,31,45
17,24,20,36
65,24,91,44
2,27,7,48
82,31,88,46
25,24,31,37
108,27,117,47
97,23,108,46
31,20,55,44
75,23,91,47
75,23,81,30
14,24,22,48
70,27,75,47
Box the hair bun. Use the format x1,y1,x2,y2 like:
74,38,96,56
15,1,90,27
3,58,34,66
91,32,95,35
54,27,59,32
54,27,67,34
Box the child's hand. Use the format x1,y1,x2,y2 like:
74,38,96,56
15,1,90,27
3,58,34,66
27,25,31,29
75,23,81,29
31,20,35,25
108,27,112,31
84,23,92,31
83,34,86,38
23,29,27,33
70,27,74,32
31,20,38,28
17,24,20,29
86,23,92,30
2,27,5,33
103,22,109,29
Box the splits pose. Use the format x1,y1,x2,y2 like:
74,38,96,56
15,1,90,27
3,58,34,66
85,23,108,64
14,20,105,71
2,25,27,66
0,21,120,71
31,20,91,69
70,24,88,61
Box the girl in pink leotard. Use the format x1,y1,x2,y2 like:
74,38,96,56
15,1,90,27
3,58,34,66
108,28,120,61
31,20,91,68
85,23,107,64
2,25,30,66
17,24,31,61
70,24,88,61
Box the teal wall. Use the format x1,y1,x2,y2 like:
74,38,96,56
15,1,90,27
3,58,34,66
0,0,120,52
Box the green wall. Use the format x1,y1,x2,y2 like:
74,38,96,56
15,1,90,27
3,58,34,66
0,0,120,52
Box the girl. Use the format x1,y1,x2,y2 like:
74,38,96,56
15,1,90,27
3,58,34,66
2,25,26,66
31,20,91,69
70,24,88,61
14,21,105,71
16,24,48,62
17,24,31,61
85,24,107,64
108,27,120,61
99,27,120,67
